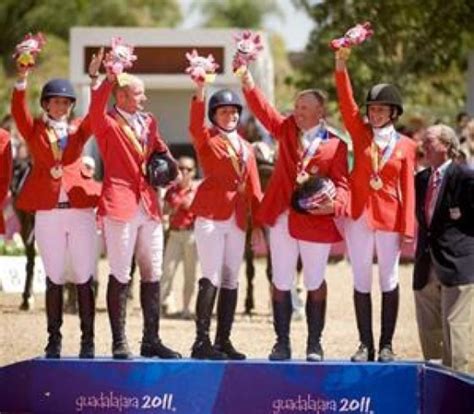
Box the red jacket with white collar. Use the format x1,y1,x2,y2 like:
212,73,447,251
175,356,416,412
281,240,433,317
90,79,171,222
243,86,349,243
11,88,99,212
188,97,262,231
0,128,12,234
335,68,416,237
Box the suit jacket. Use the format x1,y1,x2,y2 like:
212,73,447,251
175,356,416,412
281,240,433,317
188,98,262,231
335,68,417,237
413,162,474,289
11,88,99,212
90,80,172,222
0,128,12,234
243,86,349,243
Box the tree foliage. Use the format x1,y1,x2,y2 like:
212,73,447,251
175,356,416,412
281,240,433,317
192,0,296,108
293,0,474,121
0,0,182,117
193,0,283,29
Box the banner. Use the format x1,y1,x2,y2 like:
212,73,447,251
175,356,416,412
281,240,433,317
0,358,472,413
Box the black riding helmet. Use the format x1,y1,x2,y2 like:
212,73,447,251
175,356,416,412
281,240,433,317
365,83,403,119
208,89,243,129
40,79,76,108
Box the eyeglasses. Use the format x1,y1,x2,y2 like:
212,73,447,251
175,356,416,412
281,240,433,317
179,166,194,172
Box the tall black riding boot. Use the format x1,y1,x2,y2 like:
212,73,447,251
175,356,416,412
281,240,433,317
378,285,399,362
140,281,181,359
77,278,95,359
269,288,292,361
351,290,375,362
191,279,226,360
107,275,132,359
306,293,326,362
214,288,246,360
44,278,63,359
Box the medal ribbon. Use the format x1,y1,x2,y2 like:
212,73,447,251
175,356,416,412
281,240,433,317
114,110,148,157
370,132,399,176
45,127,63,163
225,137,246,184
297,126,328,174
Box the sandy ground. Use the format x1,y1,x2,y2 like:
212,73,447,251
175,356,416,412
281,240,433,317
1,258,472,373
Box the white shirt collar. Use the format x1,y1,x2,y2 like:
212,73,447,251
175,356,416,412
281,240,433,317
301,121,325,142
115,105,139,123
42,113,68,129
373,124,396,148
432,159,452,179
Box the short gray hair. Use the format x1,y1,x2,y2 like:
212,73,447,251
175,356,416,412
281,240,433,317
296,89,327,107
426,124,460,159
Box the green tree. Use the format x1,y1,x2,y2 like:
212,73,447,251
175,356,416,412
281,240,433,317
193,0,283,29
193,0,296,108
0,0,182,117
293,0,474,122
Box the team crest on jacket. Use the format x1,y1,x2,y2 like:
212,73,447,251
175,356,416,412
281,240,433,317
395,149,403,158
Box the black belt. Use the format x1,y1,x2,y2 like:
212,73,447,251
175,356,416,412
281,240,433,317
56,202,71,209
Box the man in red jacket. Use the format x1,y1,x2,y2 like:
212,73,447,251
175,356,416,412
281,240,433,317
0,128,12,236
240,68,349,362
89,54,181,360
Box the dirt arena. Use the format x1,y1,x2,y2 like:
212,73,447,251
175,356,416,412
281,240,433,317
1,258,473,373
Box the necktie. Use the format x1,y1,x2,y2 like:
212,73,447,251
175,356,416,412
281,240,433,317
425,170,441,224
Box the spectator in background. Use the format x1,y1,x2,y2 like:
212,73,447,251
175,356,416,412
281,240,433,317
1,114,36,311
455,111,470,137
0,127,12,238
414,124,474,372
10,141,36,311
160,156,199,320
241,116,275,315
459,119,474,169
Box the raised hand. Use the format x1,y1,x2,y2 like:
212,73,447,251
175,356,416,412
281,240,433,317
335,47,351,71
16,62,30,80
240,67,255,90
88,47,104,78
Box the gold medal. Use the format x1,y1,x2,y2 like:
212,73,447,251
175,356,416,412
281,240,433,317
369,175,383,191
296,170,310,185
50,165,63,180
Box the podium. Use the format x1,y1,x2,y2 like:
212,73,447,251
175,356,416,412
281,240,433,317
1,358,473,413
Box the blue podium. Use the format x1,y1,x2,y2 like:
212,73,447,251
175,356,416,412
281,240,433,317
1,358,473,413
